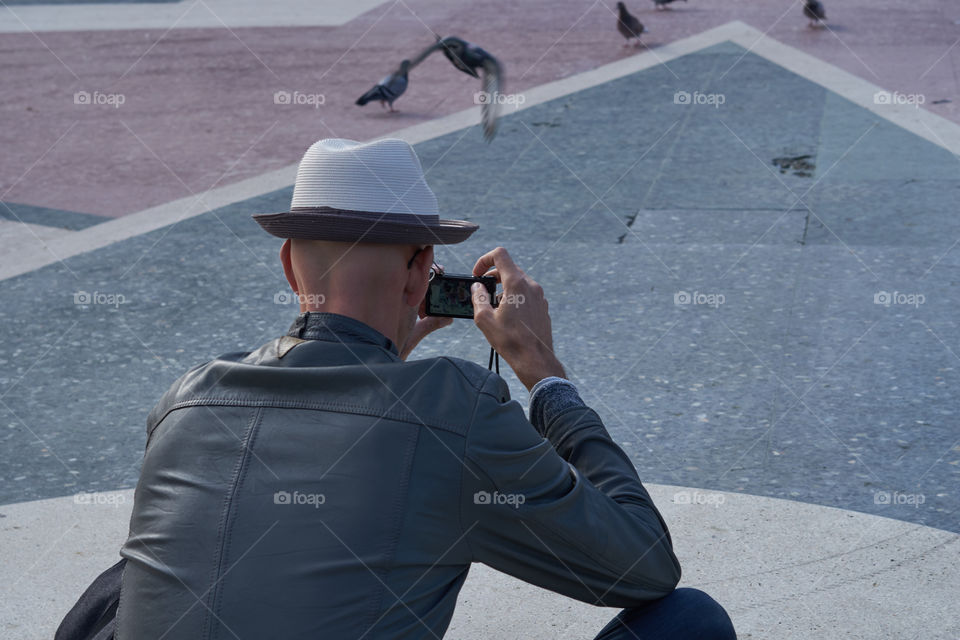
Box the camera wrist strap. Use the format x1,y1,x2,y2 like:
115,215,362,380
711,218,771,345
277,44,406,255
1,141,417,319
487,347,500,374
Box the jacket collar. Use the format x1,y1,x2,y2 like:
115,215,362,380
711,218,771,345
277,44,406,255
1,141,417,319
286,312,400,357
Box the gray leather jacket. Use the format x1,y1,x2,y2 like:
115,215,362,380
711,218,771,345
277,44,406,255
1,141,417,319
116,312,680,639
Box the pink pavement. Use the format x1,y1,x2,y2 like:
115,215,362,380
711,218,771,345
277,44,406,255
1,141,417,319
1,0,958,219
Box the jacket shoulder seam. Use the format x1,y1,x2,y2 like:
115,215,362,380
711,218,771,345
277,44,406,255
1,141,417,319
436,356,492,392
204,406,264,639
369,424,422,632
154,398,469,436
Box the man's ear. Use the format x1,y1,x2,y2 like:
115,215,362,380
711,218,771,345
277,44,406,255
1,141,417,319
279,239,299,294
403,245,434,308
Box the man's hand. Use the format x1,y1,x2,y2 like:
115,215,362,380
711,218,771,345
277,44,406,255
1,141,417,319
471,247,566,390
400,313,453,360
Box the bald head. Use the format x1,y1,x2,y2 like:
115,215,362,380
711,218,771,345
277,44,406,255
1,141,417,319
279,238,434,350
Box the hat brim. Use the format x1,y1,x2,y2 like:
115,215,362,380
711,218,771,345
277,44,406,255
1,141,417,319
252,208,478,245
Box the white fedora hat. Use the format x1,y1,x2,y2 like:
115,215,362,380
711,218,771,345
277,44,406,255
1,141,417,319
253,138,478,244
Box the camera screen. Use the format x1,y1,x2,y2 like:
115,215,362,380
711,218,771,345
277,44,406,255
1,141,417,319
426,275,496,318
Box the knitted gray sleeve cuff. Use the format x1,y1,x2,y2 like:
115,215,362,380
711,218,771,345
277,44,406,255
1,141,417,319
528,376,584,436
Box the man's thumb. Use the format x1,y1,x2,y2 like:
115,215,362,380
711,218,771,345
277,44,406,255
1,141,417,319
471,282,492,322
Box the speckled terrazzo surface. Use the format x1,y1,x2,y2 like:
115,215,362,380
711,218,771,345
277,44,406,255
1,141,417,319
1,43,957,534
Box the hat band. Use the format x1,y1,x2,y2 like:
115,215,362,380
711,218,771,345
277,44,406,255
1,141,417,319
290,206,441,226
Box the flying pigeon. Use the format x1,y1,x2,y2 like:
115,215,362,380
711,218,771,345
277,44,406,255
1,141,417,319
355,59,410,112
411,36,504,140
653,0,687,9
803,0,826,27
616,3,644,47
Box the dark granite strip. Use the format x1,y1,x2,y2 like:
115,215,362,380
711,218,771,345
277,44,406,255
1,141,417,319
1,201,108,231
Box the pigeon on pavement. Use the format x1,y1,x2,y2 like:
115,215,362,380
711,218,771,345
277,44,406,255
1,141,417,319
616,2,645,47
411,37,504,140
653,0,687,10
804,0,826,27
355,60,410,112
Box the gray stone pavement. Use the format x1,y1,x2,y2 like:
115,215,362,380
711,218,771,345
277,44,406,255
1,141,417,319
3,42,957,532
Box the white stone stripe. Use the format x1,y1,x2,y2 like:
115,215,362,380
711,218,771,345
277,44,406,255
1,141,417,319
0,0,390,33
2,484,957,639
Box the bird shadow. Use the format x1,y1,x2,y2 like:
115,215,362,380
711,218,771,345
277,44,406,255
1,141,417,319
360,110,435,121
801,23,847,33
616,42,660,55
646,6,703,13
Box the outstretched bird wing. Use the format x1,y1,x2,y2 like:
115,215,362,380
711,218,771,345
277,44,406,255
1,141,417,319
409,37,443,69
408,35,504,139
410,37,480,78
479,54,503,141
441,37,481,79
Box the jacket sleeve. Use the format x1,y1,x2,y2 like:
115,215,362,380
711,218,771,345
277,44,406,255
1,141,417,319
459,372,681,608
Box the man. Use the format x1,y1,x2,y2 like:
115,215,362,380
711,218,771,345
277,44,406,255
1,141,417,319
116,138,735,639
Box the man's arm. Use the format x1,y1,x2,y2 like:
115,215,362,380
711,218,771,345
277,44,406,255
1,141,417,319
529,376,673,551
459,371,681,607
462,246,680,604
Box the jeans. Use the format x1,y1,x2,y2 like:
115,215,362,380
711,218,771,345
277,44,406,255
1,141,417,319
592,588,736,639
